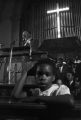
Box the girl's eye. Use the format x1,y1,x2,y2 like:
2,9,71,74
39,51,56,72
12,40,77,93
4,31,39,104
37,71,51,76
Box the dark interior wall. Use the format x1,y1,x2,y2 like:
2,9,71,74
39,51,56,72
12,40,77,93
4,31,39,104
0,0,23,48
0,0,24,83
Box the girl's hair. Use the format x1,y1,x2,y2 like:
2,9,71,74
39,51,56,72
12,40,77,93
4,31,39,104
35,58,56,75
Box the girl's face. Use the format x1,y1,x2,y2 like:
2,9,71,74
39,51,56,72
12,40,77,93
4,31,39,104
35,64,55,88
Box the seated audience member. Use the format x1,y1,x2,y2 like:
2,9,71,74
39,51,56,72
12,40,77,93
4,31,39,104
11,58,71,98
66,71,75,93
66,70,81,98
75,62,81,85
55,57,67,83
